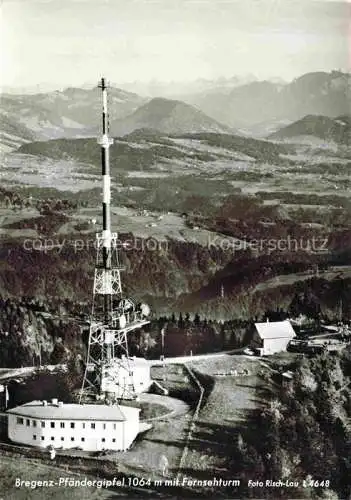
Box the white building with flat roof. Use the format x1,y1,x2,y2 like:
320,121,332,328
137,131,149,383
252,320,296,355
7,399,140,452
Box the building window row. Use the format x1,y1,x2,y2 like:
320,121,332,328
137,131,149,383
17,419,77,428
33,435,117,443
17,418,120,429
50,422,76,429
34,435,84,442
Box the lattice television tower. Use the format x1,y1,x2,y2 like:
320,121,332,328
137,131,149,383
80,78,151,403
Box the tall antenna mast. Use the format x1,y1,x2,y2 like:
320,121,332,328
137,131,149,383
80,78,151,403
100,77,114,331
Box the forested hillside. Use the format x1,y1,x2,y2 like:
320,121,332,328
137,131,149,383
239,349,351,499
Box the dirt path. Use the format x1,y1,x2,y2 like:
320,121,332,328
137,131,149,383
139,393,190,421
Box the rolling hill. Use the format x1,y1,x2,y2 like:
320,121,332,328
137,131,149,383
185,71,351,131
109,97,233,136
0,87,146,148
0,111,37,151
16,130,288,172
269,115,351,145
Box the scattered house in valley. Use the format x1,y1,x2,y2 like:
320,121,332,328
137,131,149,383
281,370,294,390
251,319,296,355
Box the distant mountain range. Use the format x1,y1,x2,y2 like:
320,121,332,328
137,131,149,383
270,115,351,145
1,71,350,151
184,71,351,131
109,98,233,136
114,74,259,97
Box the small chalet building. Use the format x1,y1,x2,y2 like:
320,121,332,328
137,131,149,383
251,320,296,355
7,399,141,452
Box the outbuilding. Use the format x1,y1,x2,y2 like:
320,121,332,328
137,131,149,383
0,384,9,411
7,399,140,452
252,320,296,355
101,356,152,399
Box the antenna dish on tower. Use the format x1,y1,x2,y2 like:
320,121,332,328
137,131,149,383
141,304,151,317
119,315,127,329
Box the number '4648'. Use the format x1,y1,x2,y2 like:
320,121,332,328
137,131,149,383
303,480,330,488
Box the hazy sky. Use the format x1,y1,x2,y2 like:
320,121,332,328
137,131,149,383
0,0,350,89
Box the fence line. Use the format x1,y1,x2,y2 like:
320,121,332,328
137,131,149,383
176,363,204,482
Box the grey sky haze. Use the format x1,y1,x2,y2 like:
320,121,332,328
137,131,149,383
0,0,349,90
